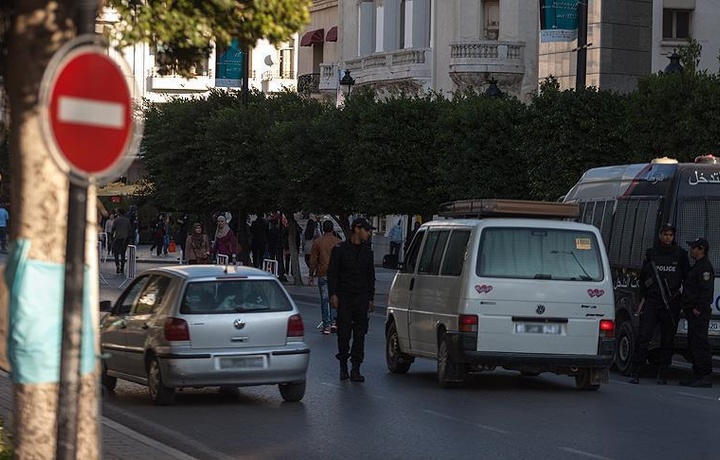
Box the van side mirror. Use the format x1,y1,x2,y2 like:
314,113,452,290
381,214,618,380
99,300,113,312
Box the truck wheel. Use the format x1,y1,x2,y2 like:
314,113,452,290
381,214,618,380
614,321,634,376
575,369,601,391
437,333,465,388
386,322,412,374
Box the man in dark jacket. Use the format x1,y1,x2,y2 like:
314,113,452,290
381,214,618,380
111,208,133,275
629,223,689,384
328,217,376,382
679,237,715,388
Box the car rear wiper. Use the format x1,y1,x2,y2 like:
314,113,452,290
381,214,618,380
550,250,593,281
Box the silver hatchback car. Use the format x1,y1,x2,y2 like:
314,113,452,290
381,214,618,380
100,265,310,405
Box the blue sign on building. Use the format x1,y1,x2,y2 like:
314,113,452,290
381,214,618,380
216,39,244,88
539,0,579,43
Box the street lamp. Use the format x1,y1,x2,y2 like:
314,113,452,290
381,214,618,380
340,70,355,97
664,51,683,74
484,77,503,98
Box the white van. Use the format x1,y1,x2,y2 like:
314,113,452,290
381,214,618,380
385,200,615,390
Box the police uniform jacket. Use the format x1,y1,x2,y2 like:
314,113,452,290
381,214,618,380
639,241,689,307
327,241,375,301
682,256,715,311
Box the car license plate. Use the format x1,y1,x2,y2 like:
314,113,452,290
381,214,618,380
219,356,266,370
514,323,561,334
677,319,720,335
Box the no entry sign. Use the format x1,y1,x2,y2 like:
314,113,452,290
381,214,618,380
41,43,140,181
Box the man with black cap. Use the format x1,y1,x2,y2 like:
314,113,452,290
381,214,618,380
629,222,689,384
328,217,376,382
680,237,714,387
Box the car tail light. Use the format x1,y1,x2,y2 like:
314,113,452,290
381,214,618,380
599,319,615,338
164,317,190,341
459,314,478,333
287,314,304,337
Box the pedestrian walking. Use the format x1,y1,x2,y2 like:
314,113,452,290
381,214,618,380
303,215,321,268
629,223,689,385
387,219,403,256
679,237,715,388
185,222,210,264
149,214,166,257
250,215,268,268
213,214,237,263
309,220,342,335
328,217,376,382
111,208,132,275
104,210,116,256
0,204,9,251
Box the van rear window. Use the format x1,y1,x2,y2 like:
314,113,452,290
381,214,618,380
477,228,604,281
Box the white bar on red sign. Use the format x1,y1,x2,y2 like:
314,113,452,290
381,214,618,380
58,96,125,128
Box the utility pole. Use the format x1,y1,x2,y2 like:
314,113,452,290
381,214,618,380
576,0,588,89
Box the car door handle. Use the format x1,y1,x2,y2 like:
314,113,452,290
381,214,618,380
409,278,415,291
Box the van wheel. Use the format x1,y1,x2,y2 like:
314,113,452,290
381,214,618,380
437,333,465,388
575,369,601,391
148,357,175,405
614,321,634,376
386,322,412,374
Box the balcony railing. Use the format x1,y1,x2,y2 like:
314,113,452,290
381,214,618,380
297,73,320,93
344,48,431,87
449,41,525,73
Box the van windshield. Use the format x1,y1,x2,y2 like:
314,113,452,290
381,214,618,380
477,228,604,281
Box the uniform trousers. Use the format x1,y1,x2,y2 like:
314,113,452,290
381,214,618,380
335,294,370,365
632,303,678,373
685,307,712,377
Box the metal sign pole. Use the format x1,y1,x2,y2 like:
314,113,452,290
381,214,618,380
97,241,108,285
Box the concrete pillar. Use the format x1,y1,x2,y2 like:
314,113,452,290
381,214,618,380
375,3,385,52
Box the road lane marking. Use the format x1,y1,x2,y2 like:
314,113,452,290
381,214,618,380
424,409,508,434
560,447,614,460
58,96,125,128
676,391,718,401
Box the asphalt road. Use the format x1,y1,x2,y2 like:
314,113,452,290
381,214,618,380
100,295,719,460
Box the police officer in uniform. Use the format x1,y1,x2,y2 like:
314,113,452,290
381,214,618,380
679,237,714,388
629,223,689,384
328,218,376,382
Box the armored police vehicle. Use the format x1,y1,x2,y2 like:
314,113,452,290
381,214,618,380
562,156,720,374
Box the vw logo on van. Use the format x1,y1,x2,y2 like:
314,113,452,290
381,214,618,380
536,305,546,315
233,318,246,330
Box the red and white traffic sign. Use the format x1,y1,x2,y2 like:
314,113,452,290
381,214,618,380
41,44,139,180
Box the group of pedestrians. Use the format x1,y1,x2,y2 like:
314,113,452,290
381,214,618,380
629,223,714,388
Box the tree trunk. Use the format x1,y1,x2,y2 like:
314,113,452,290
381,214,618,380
5,1,100,457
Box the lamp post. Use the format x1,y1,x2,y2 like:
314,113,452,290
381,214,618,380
484,77,503,98
664,51,683,74
340,70,355,98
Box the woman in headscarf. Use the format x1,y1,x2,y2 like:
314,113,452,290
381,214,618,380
213,214,238,263
185,222,210,264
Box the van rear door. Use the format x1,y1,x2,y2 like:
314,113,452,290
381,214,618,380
471,226,612,355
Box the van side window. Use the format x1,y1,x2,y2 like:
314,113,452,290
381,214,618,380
608,198,659,268
418,230,449,275
440,230,471,276
402,229,425,273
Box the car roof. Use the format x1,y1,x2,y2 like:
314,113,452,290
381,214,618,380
143,265,276,281
422,218,597,231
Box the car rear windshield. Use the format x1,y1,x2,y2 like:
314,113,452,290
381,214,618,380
180,279,293,314
477,227,604,281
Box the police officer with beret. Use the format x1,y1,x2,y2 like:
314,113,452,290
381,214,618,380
629,223,689,384
328,217,376,382
679,237,715,388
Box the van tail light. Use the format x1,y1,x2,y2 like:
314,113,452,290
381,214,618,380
287,314,304,337
459,314,478,333
164,317,190,341
599,319,615,338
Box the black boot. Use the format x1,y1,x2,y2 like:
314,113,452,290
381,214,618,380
350,364,365,382
656,368,667,385
339,361,349,381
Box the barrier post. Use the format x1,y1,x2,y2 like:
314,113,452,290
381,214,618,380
98,232,107,263
118,245,137,289
262,258,278,276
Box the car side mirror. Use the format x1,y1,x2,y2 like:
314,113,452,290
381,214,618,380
99,300,113,312
396,261,405,270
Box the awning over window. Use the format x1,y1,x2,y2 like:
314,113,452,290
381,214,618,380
326,26,338,42
300,28,325,46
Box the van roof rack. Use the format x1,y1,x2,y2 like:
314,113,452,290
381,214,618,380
438,199,580,219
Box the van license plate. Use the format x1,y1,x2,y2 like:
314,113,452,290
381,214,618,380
514,323,561,334
677,319,720,336
219,356,266,370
